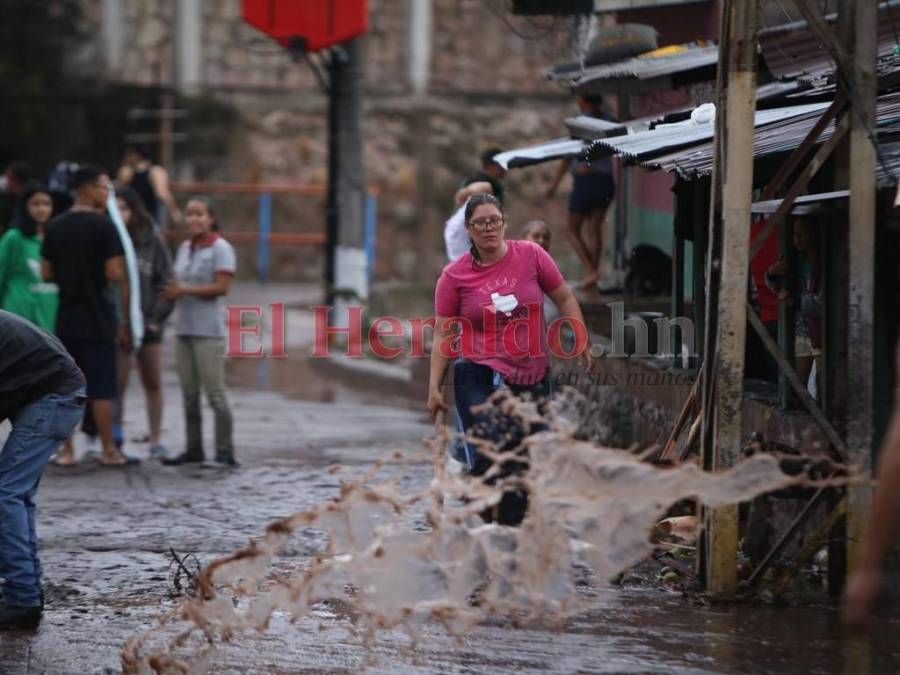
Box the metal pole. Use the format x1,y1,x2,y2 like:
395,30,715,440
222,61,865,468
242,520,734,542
704,0,760,598
325,50,343,307
257,192,272,284
846,0,877,579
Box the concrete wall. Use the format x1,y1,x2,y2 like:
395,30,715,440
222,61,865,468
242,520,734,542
80,0,587,282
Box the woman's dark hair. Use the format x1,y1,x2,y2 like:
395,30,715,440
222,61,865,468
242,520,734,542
463,192,503,263
115,185,156,234
14,181,53,237
187,194,219,231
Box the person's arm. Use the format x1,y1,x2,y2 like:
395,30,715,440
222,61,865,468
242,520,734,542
547,282,593,372
844,342,900,624
545,159,569,199
106,254,132,352
427,315,453,419
147,235,175,329
454,181,493,207
149,165,183,227
166,271,232,300
40,259,54,282
116,164,134,185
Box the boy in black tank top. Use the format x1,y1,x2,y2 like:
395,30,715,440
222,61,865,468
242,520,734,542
116,144,183,227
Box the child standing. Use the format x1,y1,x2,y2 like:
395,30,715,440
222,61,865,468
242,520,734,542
162,196,237,467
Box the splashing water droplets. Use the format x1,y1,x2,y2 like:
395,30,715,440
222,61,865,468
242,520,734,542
122,392,798,673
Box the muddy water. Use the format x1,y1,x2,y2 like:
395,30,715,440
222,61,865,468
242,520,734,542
3,318,899,673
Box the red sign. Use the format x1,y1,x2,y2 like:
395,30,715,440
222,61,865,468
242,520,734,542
243,0,368,52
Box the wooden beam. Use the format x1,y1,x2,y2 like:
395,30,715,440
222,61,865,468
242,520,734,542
794,0,854,87
759,96,847,201
747,307,848,456
749,113,850,260
846,0,878,579
703,0,760,599
747,482,833,587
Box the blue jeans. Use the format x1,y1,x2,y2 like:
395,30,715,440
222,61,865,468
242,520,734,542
452,361,551,526
0,388,85,607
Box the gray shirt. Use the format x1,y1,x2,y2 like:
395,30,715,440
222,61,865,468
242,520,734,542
173,235,236,337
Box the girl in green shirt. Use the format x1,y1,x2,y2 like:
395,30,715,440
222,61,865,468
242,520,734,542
0,182,58,331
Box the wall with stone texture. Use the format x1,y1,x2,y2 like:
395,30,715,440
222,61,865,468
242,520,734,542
78,0,581,282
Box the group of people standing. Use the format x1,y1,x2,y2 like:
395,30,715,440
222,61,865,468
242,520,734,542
0,155,237,628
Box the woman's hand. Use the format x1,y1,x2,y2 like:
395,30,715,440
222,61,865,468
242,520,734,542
426,387,448,420
163,279,182,301
578,343,594,373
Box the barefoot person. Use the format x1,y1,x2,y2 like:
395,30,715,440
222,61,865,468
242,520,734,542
546,96,615,288
0,310,86,629
114,187,174,459
427,193,591,525
162,196,237,467
40,165,136,466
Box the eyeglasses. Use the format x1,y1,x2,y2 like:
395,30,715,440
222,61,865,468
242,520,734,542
468,216,505,232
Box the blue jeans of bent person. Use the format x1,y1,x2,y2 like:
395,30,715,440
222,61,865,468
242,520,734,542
0,388,85,607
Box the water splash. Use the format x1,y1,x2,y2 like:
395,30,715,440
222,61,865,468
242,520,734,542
121,396,799,674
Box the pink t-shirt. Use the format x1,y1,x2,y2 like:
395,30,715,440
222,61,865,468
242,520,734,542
434,240,565,385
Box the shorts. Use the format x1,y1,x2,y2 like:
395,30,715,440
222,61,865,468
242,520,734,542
568,171,615,215
794,335,822,358
60,337,117,400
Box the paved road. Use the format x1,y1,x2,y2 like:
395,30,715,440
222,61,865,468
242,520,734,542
2,284,899,674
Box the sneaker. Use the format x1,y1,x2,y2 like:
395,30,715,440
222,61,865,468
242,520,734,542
148,444,169,460
0,603,42,630
213,455,240,468
162,452,205,466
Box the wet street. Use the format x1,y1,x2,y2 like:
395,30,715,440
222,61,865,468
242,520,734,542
2,285,899,674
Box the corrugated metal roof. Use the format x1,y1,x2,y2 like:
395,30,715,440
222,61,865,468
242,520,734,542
759,1,900,80
751,190,849,215
548,45,719,86
585,101,829,161
564,114,630,139
493,138,587,170
645,93,900,183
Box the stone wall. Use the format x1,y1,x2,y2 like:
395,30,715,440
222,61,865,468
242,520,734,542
76,0,582,282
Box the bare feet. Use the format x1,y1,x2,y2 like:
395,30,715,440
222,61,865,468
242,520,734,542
576,271,600,289
99,450,139,466
51,453,77,467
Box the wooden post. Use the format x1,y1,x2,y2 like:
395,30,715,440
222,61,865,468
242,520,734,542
671,226,685,366
846,0,877,579
703,0,760,598
692,178,708,370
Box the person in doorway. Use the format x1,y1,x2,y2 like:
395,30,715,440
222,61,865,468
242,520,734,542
114,187,174,459
116,144,183,228
427,193,591,525
40,164,136,467
765,218,823,393
844,340,900,625
546,95,616,289
162,196,237,467
0,182,58,331
463,147,507,206
0,310,86,629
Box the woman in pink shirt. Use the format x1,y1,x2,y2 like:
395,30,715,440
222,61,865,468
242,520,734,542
427,193,591,525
